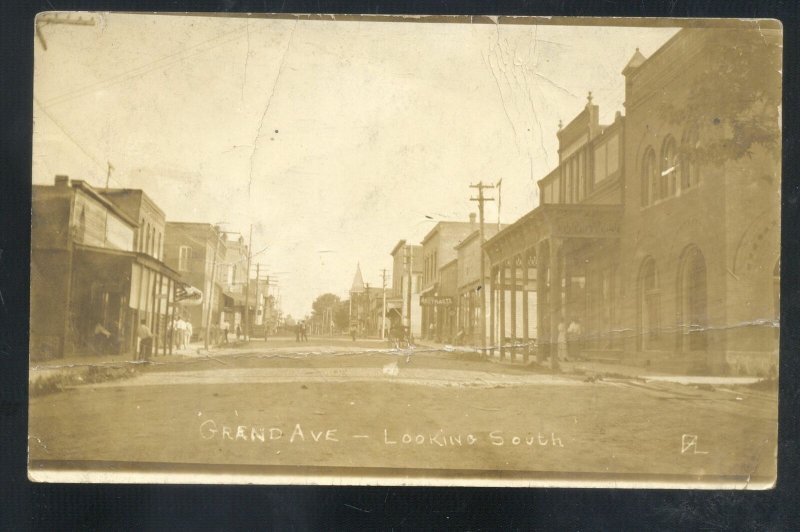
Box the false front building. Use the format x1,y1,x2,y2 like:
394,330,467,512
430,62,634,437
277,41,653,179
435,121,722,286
30,177,182,359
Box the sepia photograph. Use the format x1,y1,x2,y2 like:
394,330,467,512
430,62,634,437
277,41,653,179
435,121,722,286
28,13,781,487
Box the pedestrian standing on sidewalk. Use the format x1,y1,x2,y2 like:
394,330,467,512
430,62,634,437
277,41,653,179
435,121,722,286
185,320,193,347
236,323,242,341
567,318,583,360
301,322,308,342
175,317,186,349
137,319,153,362
557,318,568,362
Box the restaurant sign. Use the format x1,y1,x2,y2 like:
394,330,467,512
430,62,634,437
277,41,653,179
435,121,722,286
420,296,453,307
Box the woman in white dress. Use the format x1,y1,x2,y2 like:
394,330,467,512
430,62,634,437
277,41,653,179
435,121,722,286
557,319,568,361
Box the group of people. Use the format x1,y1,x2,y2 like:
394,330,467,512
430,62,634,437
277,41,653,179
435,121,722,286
295,321,309,342
170,317,193,350
133,316,195,362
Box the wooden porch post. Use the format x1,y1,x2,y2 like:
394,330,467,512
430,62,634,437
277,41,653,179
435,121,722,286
523,249,530,363
489,266,496,357
549,238,563,371
536,241,548,364
499,261,506,360
510,256,518,362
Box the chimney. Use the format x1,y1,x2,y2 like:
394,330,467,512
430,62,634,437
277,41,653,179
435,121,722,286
55,175,69,187
469,212,477,226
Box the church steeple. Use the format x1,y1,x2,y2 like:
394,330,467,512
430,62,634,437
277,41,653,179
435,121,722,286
350,263,365,294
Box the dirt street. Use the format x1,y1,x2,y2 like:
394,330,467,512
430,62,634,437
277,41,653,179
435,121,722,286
28,339,777,486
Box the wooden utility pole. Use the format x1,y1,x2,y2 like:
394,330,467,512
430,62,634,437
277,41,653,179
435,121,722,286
380,268,388,340
243,224,253,340
264,275,270,341
204,229,222,351
470,181,495,356
404,245,413,340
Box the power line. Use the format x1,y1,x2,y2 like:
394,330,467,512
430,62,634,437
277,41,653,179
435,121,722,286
34,97,126,188
42,21,263,108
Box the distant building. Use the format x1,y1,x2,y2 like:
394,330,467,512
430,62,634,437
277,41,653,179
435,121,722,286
388,240,423,337
420,216,477,340
163,222,225,341
30,176,181,359
454,224,507,347
218,234,250,332
436,258,459,342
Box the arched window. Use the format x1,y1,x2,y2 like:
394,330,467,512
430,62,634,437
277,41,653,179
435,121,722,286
677,245,707,352
139,218,145,252
641,148,656,207
680,127,700,190
145,222,151,253
661,136,678,198
638,257,660,350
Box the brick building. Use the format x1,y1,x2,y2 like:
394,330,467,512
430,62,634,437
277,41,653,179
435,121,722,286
483,27,780,375
163,222,225,341
387,240,423,337
30,177,180,359
420,217,477,340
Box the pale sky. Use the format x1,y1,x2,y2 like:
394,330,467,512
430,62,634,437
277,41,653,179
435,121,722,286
32,14,678,318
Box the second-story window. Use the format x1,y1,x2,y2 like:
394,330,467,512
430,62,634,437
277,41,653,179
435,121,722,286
660,136,678,199
680,127,701,190
178,246,192,272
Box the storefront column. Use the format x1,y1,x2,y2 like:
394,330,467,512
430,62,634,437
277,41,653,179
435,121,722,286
536,241,548,363
489,266,496,357
149,269,159,355
522,249,530,363
499,261,506,360
549,238,563,371
510,256,518,362
169,279,176,356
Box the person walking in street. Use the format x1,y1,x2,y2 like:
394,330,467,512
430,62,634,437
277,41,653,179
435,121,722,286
350,324,357,342
236,323,242,341
301,322,308,342
137,319,153,362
